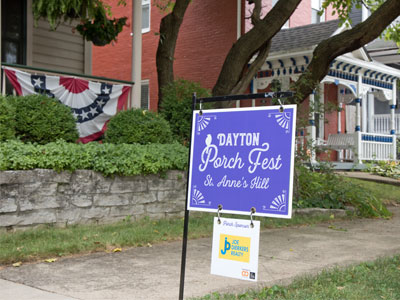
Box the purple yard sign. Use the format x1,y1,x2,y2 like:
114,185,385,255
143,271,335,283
187,105,297,218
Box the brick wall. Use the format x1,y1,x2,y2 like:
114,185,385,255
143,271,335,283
92,0,238,110
174,1,237,92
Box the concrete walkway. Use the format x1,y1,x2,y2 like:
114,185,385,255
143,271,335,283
1,207,400,300
335,171,400,186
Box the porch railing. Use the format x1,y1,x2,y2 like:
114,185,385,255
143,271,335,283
373,114,400,135
314,132,396,163
1,63,135,109
356,132,396,161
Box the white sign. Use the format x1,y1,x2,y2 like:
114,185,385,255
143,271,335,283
211,217,260,281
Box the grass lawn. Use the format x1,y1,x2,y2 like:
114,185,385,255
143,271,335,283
344,177,400,205
0,213,343,266
194,255,400,300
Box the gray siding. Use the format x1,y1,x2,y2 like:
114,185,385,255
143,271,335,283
32,20,85,74
349,6,362,26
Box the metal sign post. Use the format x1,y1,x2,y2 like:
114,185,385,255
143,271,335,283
178,91,295,300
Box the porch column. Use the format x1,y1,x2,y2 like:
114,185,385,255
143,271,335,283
361,93,367,132
337,102,343,162
308,91,317,163
390,79,397,135
367,92,375,133
251,77,257,107
354,76,363,164
337,103,342,133
391,79,397,159
355,98,361,132
131,0,142,108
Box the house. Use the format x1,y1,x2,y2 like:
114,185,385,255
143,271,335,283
1,0,91,76
91,0,399,163
1,0,134,92
92,0,339,110
348,4,400,137
1,0,134,142
254,20,400,164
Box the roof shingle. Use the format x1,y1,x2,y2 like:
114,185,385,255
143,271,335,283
270,20,341,53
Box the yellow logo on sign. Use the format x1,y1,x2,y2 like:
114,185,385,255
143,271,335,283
218,234,251,263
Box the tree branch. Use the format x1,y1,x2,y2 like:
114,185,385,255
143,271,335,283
292,0,400,104
250,0,262,26
212,0,302,96
231,41,271,94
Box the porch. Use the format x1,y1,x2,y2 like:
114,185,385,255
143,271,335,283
373,114,400,136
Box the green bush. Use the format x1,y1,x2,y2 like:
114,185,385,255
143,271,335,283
294,164,390,218
13,94,79,144
366,160,400,179
0,140,188,176
104,109,173,144
159,79,211,145
0,96,16,141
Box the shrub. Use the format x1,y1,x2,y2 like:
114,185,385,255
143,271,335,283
0,140,188,176
13,94,79,144
294,164,390,218
159,79,211,145
104,109,174,144
0,96,16,141
366,160,400,179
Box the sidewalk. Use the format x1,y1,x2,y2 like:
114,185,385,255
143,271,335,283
335,171,400,186
1,208,400,300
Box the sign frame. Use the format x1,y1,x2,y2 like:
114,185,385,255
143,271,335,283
186,105,297,219
179,92,296,300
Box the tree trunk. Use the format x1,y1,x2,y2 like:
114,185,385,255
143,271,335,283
156,0,191,110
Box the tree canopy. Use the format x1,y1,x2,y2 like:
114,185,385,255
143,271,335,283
32,0,128,46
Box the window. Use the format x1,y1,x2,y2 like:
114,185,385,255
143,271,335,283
142,0,150,33
141,80,149,109
2,0,26,94
2,0,26,64
272,0,289,29
311,0,325,24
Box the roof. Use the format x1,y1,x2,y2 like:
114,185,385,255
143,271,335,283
270,20,341,53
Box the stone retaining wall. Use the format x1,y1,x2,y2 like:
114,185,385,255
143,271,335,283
0,169,187,229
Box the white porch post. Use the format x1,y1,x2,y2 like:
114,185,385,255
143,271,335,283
308,91,317,163
131,0,142,108
361,92,367,132
337,103,342,133
367,92,374,133
251,77,257,107
337,103,343,162
391,79,397,159
354,76,363,163
237,0,241,40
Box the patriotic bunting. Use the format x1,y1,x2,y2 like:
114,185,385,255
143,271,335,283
4,67,131,143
